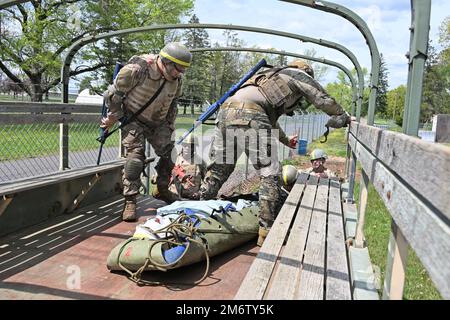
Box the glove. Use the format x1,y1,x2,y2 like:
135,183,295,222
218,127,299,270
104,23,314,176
100,111,119,129
288,135,298,149
325,112,351,129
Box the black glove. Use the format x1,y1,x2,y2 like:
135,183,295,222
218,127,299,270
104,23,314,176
325,112,351,129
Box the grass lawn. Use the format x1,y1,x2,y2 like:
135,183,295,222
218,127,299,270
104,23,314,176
0,123,119,160
354,182,442,300
283,127,442,300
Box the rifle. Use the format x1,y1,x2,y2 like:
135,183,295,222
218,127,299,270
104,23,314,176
96,62,124,165
176,58,268,145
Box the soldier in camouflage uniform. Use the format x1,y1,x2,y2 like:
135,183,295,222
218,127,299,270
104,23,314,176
304,148,336,179
101,42,192,222
167,134,206,200
199,59,350,246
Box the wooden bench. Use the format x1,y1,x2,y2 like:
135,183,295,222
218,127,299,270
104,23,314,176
236,172,371,300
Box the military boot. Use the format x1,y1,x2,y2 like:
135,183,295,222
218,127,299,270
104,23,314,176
153,185,180,204
257,226,270,247
122,195,137,222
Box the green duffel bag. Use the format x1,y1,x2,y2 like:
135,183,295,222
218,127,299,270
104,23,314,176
106,205,259,284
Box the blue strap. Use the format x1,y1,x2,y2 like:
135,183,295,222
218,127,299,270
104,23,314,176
223,203,236,212
183,208,202,227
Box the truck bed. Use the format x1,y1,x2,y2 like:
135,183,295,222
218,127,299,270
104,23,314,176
0,195,258,300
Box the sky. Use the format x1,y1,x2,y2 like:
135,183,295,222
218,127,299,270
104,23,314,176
188,0,449,89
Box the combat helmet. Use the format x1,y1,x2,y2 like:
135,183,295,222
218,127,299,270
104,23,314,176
288,59,315,78
159,42,192,67
310,148,328,161
282,165,299,187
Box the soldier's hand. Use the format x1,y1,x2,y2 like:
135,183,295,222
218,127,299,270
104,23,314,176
100,112,118,129
326,112,351,129
318,172,329,178
288,135,298,149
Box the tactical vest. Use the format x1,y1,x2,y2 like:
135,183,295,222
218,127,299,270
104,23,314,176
240,67,319,117
241,67,292,109
119,54,182,125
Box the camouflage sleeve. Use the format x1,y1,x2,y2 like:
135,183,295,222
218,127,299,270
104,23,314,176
165,99,179,131
103,64,142,118
176,77,183,98
291,78,344,116
165,78,183,130
274,122,291,146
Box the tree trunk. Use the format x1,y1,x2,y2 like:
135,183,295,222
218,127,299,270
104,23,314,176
29,74,44,102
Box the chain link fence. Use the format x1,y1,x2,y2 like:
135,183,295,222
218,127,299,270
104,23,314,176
144,111,330,193
0,102,121,184
0,101,329,185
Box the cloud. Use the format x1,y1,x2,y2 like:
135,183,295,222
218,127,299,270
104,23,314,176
223,0,244,10
193,0,450,89
355,5,383,32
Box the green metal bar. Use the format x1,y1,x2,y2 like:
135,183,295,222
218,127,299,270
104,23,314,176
402,0,431,136
61,23,364,115
191,46,358,112
0,0,28,10
280,0,380,124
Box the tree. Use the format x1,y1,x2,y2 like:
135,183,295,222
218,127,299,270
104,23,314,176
325,71,353,113
218,30,245,96
386,85,406,126
0,0,193,101
376,53,389,118
420,41,450,123
182,14,211,114
301,48,329,82
438,16,450,80
325,68,370,116
78,76,98,94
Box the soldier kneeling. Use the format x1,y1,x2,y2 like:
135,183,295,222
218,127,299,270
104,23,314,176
153,134,206,200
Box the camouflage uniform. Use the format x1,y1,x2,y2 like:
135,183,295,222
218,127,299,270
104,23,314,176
169,149,206,200
200,66,349,230
104,54,182,198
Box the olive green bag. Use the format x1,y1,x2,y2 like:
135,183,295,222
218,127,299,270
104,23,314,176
106,206,259,284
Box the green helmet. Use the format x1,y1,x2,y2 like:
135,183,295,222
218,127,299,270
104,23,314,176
159,42,192,67
282,165,299,187
310,148,327,161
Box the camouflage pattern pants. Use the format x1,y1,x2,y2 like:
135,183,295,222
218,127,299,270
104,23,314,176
121,120,175,196
200,106,283,228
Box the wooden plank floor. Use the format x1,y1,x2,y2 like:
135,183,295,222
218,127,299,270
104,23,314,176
0,195,259,300
236,174,352,300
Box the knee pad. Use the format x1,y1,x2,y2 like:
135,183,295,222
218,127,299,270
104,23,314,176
124,158,144,180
